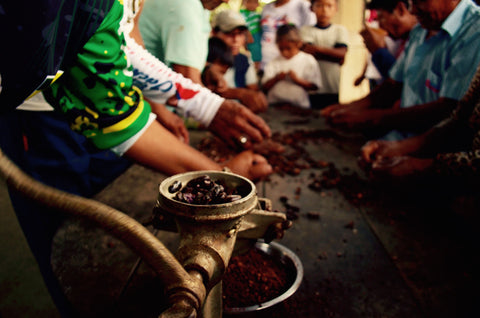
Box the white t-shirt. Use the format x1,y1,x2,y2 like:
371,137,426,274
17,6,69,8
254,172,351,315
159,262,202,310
262,51,322,108
260,0,316,69
300,24,349,94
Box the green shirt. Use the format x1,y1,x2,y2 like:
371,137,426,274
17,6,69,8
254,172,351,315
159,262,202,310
240,8,262,35
44,0,151,149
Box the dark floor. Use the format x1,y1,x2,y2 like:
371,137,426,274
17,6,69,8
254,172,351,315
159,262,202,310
1,106,479,317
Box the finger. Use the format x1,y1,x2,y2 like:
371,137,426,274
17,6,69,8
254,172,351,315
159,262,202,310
329,112,347,125
251,153,269,165
241,111,272,142
249,161,273,180
320,106,335,117
234,134,253,150
180,126,190,144
361,141,379,162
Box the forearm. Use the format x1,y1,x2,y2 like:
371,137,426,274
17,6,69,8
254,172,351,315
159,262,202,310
261,75,282,92
380,97,458,132
303,44,346,64
218,87,249,100
125,120,221,175
291,77,317,91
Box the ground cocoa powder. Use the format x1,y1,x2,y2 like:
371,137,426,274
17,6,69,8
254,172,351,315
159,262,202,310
222,247,290,309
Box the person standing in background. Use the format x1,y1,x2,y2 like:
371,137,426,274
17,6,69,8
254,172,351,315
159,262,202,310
260,0,317,70
300,0,349,109
240,0,263,72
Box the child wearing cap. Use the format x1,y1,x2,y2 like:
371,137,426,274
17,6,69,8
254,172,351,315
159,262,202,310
261,24,322,109
211,10,268,113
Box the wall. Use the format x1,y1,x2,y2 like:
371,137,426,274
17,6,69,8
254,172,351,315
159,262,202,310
334,0,370,103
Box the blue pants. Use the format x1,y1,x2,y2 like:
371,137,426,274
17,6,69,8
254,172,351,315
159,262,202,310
0,110,132,317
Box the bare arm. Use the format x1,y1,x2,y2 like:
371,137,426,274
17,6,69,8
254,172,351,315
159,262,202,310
125,120,220,175
302,43,347,65
322,79,403,118
287,70,318,91
377,97,458,132
261,72,287,93
216,87,268,114
125,120,272,180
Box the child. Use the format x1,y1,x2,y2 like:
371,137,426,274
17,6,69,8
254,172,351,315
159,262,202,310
261,24,322,109
260,0,317,70
300,0,349,109
212,9,268,113
240,0,263,71
202,37,234,93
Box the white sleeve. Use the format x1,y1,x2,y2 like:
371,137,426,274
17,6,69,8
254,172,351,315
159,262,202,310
124,36,224,127
246,59,259,86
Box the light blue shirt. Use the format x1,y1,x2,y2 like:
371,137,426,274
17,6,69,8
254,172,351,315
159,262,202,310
390,0,480,108
138,0,211,71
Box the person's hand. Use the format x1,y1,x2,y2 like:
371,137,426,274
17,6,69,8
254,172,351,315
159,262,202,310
224,150,273,181
202,64,228,93
320,102,352,118
360,26,387,54
287,70,298,82
369,156,434,180
360,136,425,164
208,99,271,150
361,139,398,164
301,42,316,55
252,139,285,156
238,89,268,114
277,71,288,81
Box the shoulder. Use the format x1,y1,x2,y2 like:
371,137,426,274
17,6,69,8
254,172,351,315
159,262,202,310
298,51,316,62
149,0,203,18
300,25,315,33
332,24,349,41
409,24,424,38
332,24,348,33
295,0,311,8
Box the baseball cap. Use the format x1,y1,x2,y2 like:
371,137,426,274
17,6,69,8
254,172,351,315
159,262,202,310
213,10,248,33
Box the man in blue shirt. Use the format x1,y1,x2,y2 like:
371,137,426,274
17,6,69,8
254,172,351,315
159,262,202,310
321,0,480,141
360,0,417,81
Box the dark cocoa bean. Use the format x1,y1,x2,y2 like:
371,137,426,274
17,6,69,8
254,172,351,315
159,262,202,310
168,180,182,193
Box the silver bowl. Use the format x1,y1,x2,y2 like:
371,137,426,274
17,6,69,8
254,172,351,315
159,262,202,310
223,241,304,314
